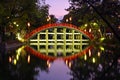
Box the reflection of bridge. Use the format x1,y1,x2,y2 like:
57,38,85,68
25,23,93,57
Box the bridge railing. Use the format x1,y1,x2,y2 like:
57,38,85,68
24,23,94,40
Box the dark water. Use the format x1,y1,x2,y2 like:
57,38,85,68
0,43,120,80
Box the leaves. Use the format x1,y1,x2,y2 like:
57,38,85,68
0,0,50,32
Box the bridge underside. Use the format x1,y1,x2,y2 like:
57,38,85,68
29,27,90,57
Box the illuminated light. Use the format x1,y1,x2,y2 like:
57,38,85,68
47,19,49,21
16,46,25,56
17,33,25,42
47,60,49,65
66,19,68,22
48,63,51,68
84,24,88,27
27,22,30,27
47,60,51,68
7,16,10,19
89,29,91,33
98,51,101,57
14,59,17,65
84,29,86,32
47,16,51,22
98,29,101,32
65,60,68,65
48,16,51,20
69,17,72,21
68,62,72,68
16,46,22,54
27,55,30,63
13,22,16,25
17,51,20,56
16,54,19,60
16,24,19,27
100,37,105,42
84,54,87,61
89,49,91,57
92,57,96,63
100,46,104,51
93,22,97,26
9,57,12,63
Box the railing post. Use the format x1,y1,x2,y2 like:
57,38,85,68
54,28,57,56
72,30,75,53
63,28,66,56
80,34,82,52
37,33,40,52
46,30,48,55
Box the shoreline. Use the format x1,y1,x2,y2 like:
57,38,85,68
0,40,24,51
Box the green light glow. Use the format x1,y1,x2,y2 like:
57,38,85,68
16,33,25,42
16,24,19,27
100,37,105,41
84,54,87,60
100,46,104,51
13,22,16,25
93,22,97,26
92,57,96,63
14,59,17,65
16,54,19,60
84,24,88,27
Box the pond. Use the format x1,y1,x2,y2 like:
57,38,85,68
0,42,120,80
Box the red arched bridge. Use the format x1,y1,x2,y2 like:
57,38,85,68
25,23,94,60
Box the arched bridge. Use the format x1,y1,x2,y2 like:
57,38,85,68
25,23,94,58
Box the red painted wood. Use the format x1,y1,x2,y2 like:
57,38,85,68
25,45,93,61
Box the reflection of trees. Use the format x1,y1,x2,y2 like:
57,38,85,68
69,45,120,80
0,50,49,80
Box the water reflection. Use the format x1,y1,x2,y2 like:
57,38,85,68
25,45,93,61
0,46,49,80
0,44,120,80
68,45,120,80
34,59,72,80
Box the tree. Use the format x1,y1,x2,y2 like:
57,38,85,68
64,0,120,39
0,0,49,41
47,15,58,23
